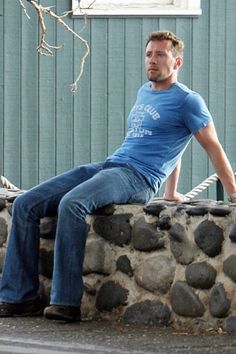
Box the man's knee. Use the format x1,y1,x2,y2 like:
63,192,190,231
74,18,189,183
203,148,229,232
58,194,89,220
10,191,41,223
12,192,31,214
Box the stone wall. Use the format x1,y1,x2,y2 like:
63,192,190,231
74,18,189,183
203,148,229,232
1,195,236,332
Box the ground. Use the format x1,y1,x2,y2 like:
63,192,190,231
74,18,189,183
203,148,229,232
0,317,235,354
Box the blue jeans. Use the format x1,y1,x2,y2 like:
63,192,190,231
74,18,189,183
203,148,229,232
0,161,154,306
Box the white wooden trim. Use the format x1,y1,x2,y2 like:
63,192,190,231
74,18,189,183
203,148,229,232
72,0,202,16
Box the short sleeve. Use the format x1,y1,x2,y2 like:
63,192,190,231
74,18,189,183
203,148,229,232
182,92,213,133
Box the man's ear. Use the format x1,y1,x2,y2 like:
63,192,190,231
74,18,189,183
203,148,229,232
174,57,183,70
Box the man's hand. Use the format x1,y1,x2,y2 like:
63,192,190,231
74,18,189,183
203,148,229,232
228,192,236,204
163,191,187,202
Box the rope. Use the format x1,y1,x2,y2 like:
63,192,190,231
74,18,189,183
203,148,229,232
0,176,20,191
184,173,218,200
151,172,220,202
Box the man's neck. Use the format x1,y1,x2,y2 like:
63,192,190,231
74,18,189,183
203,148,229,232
151,78,177,91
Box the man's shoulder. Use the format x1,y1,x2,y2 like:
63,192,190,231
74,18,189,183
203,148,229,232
174,82,195,95
140,82,152,91
174,82,204,103
175,83,210,116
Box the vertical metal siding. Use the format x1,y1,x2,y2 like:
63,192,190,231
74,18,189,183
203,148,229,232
107,18,126,156
73,17,91,166
55,1,74,175
38,3,57,183
90,19,108,162
225,0,236,175
1,0,236,200
0,1,4,177
4,1,22,186
191,0,210,199
21,4,39,189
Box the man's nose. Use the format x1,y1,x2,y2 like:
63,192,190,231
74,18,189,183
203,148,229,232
149,55,158,63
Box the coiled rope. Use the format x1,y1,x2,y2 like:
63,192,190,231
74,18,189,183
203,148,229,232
0,173,221,200
184,173,219,200
0,176,20,191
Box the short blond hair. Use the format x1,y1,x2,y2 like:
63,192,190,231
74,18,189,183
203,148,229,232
145,31,184,58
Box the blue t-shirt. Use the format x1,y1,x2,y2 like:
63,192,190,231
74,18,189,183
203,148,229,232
107,82,212,192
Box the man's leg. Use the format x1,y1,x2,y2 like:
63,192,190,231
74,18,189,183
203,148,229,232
44,164,154,321
0,163,103,316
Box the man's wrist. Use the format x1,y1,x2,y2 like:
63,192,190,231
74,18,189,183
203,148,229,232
228,192,236,202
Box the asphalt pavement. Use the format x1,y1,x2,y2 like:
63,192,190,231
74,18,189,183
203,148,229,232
0,317,235,354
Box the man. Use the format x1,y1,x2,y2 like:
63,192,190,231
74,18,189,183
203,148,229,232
0,31,235,322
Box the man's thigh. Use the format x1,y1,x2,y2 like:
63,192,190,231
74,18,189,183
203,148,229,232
64,166,153,213
14,162,104,217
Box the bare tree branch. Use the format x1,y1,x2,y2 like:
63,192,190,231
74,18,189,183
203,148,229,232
18,0,31,19
18,0,90,93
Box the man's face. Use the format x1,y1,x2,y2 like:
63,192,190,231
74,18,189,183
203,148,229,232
145,40,180,84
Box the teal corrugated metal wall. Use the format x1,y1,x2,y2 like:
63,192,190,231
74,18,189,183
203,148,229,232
1,0,236,199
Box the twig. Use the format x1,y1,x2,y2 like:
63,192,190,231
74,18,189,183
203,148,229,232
18,0,90,92
18,0,31,20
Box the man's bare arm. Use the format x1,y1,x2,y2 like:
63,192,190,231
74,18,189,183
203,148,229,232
194,122,236,202
163,160,186,201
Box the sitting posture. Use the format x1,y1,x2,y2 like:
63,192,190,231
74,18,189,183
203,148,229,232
0,31,235,322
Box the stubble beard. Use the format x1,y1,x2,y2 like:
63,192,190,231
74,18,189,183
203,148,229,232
147,72,164,83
